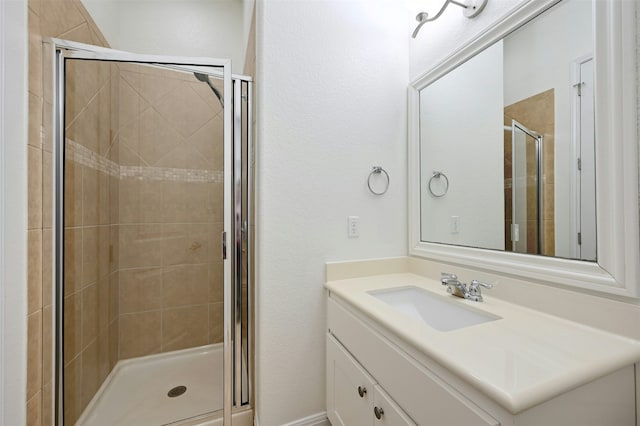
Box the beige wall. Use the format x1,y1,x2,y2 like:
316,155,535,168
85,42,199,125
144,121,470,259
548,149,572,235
27,0,114,424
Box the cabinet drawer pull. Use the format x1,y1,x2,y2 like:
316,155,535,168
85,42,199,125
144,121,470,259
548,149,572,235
374,406,384,420
357,386,367,397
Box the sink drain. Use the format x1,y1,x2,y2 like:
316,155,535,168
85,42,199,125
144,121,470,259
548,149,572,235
167,385,187,398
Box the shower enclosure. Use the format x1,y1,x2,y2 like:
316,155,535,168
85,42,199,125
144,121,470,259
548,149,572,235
50,39,253,425
506,120,544,255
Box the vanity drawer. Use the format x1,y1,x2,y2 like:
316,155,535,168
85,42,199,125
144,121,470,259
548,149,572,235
328,297,499,426
326,334,377,426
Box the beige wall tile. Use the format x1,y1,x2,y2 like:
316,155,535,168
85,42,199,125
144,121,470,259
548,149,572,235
64,159,82,227
160,182,190,223
42,151,52,229
162,223,217,266
42,304,53,387
127,68,178,105
96,330,110,384
162,264,209,308
137,107,185,166
64,227,82,295
41,0,85,37
42,100,53,153
109,272,119,323
154,83,215,139
65,59,109,128
42,229,52,307
119,224,163,269
82,226,98,286
110,175,119,224
42,380,53,426
81,340,99,409
58,21,92,45
119,268,162,314
82,165,99,226
64,354,82,425
97,225,110,280
162,305,208,352
66,93,98,151
63,293,82,364
110,225,119,273
109,320,119,370
27,310,43,401
209,303,224,344
154,140,210,171
82,283,98,348
28,146,42,230
28,92,43,148
98,171,110,226
119,179,163,224
187,116,224,171
119,311,162,359
42,42,53,104
28,229,43,315
209,262,223,303
97,276,110,333
26,391,42,426
28,10,42,97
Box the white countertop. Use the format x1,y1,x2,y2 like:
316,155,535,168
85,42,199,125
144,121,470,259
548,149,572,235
325,272,640,414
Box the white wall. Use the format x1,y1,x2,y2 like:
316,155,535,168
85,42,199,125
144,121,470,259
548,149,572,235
255,0,409,424
0,0,28,424
81,0,246,73
503,0,592,258
420,41,504,250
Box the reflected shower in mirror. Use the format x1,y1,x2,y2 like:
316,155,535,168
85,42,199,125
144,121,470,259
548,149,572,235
419,0,596,261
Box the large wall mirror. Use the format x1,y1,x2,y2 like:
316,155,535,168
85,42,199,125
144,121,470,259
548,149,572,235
409,0,639,297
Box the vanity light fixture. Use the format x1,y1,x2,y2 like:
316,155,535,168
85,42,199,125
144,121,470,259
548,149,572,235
412,0,488,38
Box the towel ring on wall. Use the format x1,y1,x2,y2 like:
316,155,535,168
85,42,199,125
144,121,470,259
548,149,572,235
428,171,449,197
367,166,390,195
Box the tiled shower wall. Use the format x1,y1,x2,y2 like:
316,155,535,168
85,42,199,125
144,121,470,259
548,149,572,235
27,1,114,424
63,58,120,423
27,3,227,424
504,89,556,256
115,64,225,359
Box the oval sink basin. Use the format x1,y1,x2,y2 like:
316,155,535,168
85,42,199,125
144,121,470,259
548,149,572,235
368,286,501,332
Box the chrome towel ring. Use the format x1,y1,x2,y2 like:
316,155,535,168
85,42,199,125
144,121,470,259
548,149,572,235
368,166,390,195
428,171,449,197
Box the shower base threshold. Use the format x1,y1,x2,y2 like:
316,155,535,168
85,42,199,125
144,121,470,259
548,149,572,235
77,344,223,425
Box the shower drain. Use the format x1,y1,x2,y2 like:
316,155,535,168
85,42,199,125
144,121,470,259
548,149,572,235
167,385,187,398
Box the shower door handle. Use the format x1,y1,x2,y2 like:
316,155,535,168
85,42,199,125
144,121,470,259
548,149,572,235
222,231,227,260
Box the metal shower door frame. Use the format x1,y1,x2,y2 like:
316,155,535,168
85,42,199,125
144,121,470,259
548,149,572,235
50,38,235,426
511,119,544,255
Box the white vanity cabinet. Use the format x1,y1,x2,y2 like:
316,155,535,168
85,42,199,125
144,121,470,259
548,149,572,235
326,292,637,426
327,335,416,425
327,296,499,426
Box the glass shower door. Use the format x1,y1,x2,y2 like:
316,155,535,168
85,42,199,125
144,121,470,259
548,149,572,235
511,120,543,255
53,40,234,425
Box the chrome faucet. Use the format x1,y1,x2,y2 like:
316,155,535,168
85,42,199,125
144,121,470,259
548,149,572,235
440,273,493,302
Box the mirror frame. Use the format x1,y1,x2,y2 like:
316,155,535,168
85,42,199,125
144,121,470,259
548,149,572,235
409,0,640,297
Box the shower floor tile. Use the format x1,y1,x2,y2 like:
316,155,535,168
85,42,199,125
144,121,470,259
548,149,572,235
77,344,223,425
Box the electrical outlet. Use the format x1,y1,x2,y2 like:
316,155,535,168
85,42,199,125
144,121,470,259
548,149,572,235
348,216,359,238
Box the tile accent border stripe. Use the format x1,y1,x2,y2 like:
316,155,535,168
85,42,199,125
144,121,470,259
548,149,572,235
66,140,223,183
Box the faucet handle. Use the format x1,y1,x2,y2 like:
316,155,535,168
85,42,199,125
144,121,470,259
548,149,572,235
466,280,492,302
469,279,492,289
441,272,458,284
